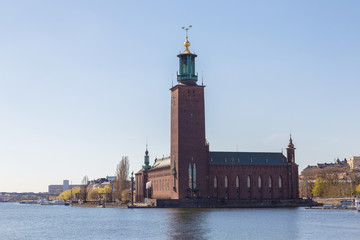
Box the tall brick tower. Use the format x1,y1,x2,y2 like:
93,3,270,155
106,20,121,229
170,28,209,199
286,135,299,199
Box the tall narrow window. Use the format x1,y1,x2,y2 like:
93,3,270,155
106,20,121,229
247,176,251,188
279,176,282,188
269,176,272,188
225,176,228,188
214,176,217,188
193,164,197,189
236,176,239,188
188,164,192,189
258,176,262,188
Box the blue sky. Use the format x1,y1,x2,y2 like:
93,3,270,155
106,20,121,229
0,1,359,192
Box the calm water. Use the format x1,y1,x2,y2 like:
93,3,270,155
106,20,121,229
1,203,359,240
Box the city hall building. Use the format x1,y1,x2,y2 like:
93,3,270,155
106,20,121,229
135,35,299,204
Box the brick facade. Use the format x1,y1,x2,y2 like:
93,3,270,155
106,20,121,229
170,85,209,199
135,39,299,203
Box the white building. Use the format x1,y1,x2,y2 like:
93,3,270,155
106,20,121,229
348,156,360,169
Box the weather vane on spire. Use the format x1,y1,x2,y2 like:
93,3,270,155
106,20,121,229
181,25,192,40
181,25,192,54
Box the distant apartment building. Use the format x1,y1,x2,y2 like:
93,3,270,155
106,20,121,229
88,176,115,189
300,158,349,180
63,180,70,191
48,179,83,193
302,158,348,172
49,177,115,193
348,156,360,169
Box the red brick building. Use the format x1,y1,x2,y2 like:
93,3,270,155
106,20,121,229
135,35,299,203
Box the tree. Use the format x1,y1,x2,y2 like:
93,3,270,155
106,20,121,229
113,156,130,202
356,184,360,196
121,189,131,203
299,177,314,198
98,185,112,202
88,188,100,201
348,173,360,195
79,175,89,202
312,177,326,197
59,189,72,200
59,187,81,201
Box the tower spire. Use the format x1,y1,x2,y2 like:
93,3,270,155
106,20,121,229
286,134,295,163
288,134,294,148
181,25,192,54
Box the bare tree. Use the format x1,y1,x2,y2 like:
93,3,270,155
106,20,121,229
79,175,89,203
113,156,130,202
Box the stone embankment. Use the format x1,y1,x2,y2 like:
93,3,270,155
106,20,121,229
71,199,321,209
128,198,320,208
312,197,355,207
71,202,128,208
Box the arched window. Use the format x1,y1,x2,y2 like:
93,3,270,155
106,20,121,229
269,176,272,188
247,176,251,188
188,164,192,189
225,176,228,188
214,176,217,188
193,164,197,189
279,176,282,188
236,176,239,188
258,176,262,188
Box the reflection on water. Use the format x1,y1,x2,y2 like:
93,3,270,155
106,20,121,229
1,203,360,240
168,208,210,239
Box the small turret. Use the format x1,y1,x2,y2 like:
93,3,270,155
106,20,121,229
142,144,151,171
286,135,296,163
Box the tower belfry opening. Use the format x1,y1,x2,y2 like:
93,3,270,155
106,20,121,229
177,25,198,86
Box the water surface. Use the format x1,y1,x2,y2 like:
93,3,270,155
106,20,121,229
1,203,359,239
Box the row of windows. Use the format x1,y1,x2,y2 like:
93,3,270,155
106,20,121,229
210,157,286,163
153,179,170,192
213,175,283,189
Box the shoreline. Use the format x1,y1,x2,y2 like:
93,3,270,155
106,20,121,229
70,198,320,209
70,202,128,208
